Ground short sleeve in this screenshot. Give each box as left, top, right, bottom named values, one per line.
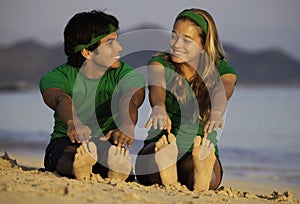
left=147, top=55, right=175, bottom=82
left=39, top=66, right=71, bottom=94
left=216, top=59, right=238, bottom=77
left=148, top=55, right=170, bottom=68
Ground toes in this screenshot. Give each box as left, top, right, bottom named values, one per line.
left=155, top=135, right=166, bottom=151
left=109, top=145, right=117, bottom=156
left=167, top=133, right=176, bottom=144
left=161, top=135, right=168, bottom=145
left=88, top=142, right=97, bottom=152
left=74, top=152, right=79, bottom=161
left=209, top=143, right=215, bottom=152
left=124, top=149, right=129, bottom=156
left=77, top=145, right=84, bottom=155
left=125, top=150, right=131, bottom=161
left=81, top=143, right=88, bottom=152
left=193, top=135, right=201, bottom=148
left=116, top=146, right=122, bottom=155
left=204, top=139, right=210, bottom=147
left=120, top=146, right=125, bottom=155
left=109, top=145, right=129, bottom=157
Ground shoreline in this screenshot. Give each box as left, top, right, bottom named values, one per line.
left=0, top=151, right=299, bottom=204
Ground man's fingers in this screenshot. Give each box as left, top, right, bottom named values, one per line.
left=112, top=131, right=120, bottom=145
left=118, top=135, right=127, bottom=147
left=69, top=134, right=76, bottom=143
left=127, top=138, right=134, bottom=148
left=100, top=130, right=113, bottom=141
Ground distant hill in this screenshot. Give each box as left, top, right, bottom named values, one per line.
left=0, top=40, right=65, bottom=89
left=224, top=45, right=300, bottom=84
left=0, top=38, right=300, bottom=90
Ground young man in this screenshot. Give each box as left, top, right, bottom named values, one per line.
left=39, top=10, right=145, bottom=181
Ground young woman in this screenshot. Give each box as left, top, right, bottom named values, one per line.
left=135, top=8, right=237, bottom=191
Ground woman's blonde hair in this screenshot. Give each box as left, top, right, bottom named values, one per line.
left=168, top=8, right=225, bottom=124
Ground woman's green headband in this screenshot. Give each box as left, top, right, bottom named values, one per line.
left=74, top=24, right=117, bottom=53
left=176, top=11, right=208, bottom=33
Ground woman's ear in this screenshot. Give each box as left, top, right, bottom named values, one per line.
left=81, top=48, right=92, bottom=59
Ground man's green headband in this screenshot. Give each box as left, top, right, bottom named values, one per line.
left=176, top=11, right=208, bottom=33
left=74, top=24, right=117, bottom=53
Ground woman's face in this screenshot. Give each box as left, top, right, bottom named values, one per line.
left=170, top=20, right=204, bottom=66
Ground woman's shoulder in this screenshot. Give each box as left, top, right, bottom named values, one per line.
left=148, top=52, right=173, bottom=69
left=216, top=59, right=238, bottom=76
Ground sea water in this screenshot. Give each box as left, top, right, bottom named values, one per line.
left=0, top=86, right=299, bottom=185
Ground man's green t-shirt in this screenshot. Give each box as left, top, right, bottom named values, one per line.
left=39, top=61, right=145, bottom=140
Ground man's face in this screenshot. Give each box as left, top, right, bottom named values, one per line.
left=91, top=32, right=123, bottom=69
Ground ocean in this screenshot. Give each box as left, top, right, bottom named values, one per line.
left=0, top=86, right=300, bottom=186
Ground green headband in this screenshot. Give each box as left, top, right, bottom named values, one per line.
left=74, top=24, right=117, bottom=53
left=176, top=11, right=208, bottom=33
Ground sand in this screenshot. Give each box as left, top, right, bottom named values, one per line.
left=0, top=151, right=299, bottom=204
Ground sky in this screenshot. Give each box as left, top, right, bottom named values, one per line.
left=1, top=0, right=300, bottom=61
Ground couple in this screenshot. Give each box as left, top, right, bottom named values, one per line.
left=39, top=8, right=237, bottom=191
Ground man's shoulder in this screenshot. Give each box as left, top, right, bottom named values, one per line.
left=42, top=63, right=79, bottom=78
left=119, top=60, right=134, bottom=71
left=52, top=63, right=78, bottom=73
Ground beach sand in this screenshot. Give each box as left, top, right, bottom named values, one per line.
left=0, top=151, right=299, bottom=204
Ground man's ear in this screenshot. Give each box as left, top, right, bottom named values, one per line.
left=81, top=48, right=92, bottom=59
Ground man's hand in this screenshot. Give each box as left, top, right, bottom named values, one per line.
left=100, top=125, right=135, bottom=148
left=67, top=119, right=92, bottom=143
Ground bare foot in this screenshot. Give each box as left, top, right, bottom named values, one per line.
left=107, top=145, right=131, bottom=181
left=155, top=133, right=178, bottom=185
left=192, top=136, right=216, bottom=191
left=73, top=142, right=97, bottom=180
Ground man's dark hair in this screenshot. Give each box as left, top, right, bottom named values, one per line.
left=64, top=10, right=119, bottom=68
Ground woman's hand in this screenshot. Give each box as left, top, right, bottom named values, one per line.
left=203, top=111, right=224, bottom=133
left=145, top=106, right=172, bottom=133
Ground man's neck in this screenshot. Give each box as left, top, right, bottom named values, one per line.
left=80, top=62, right=107, bottom=79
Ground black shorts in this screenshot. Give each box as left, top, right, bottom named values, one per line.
left=44, top=137, right=79, bottom=172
